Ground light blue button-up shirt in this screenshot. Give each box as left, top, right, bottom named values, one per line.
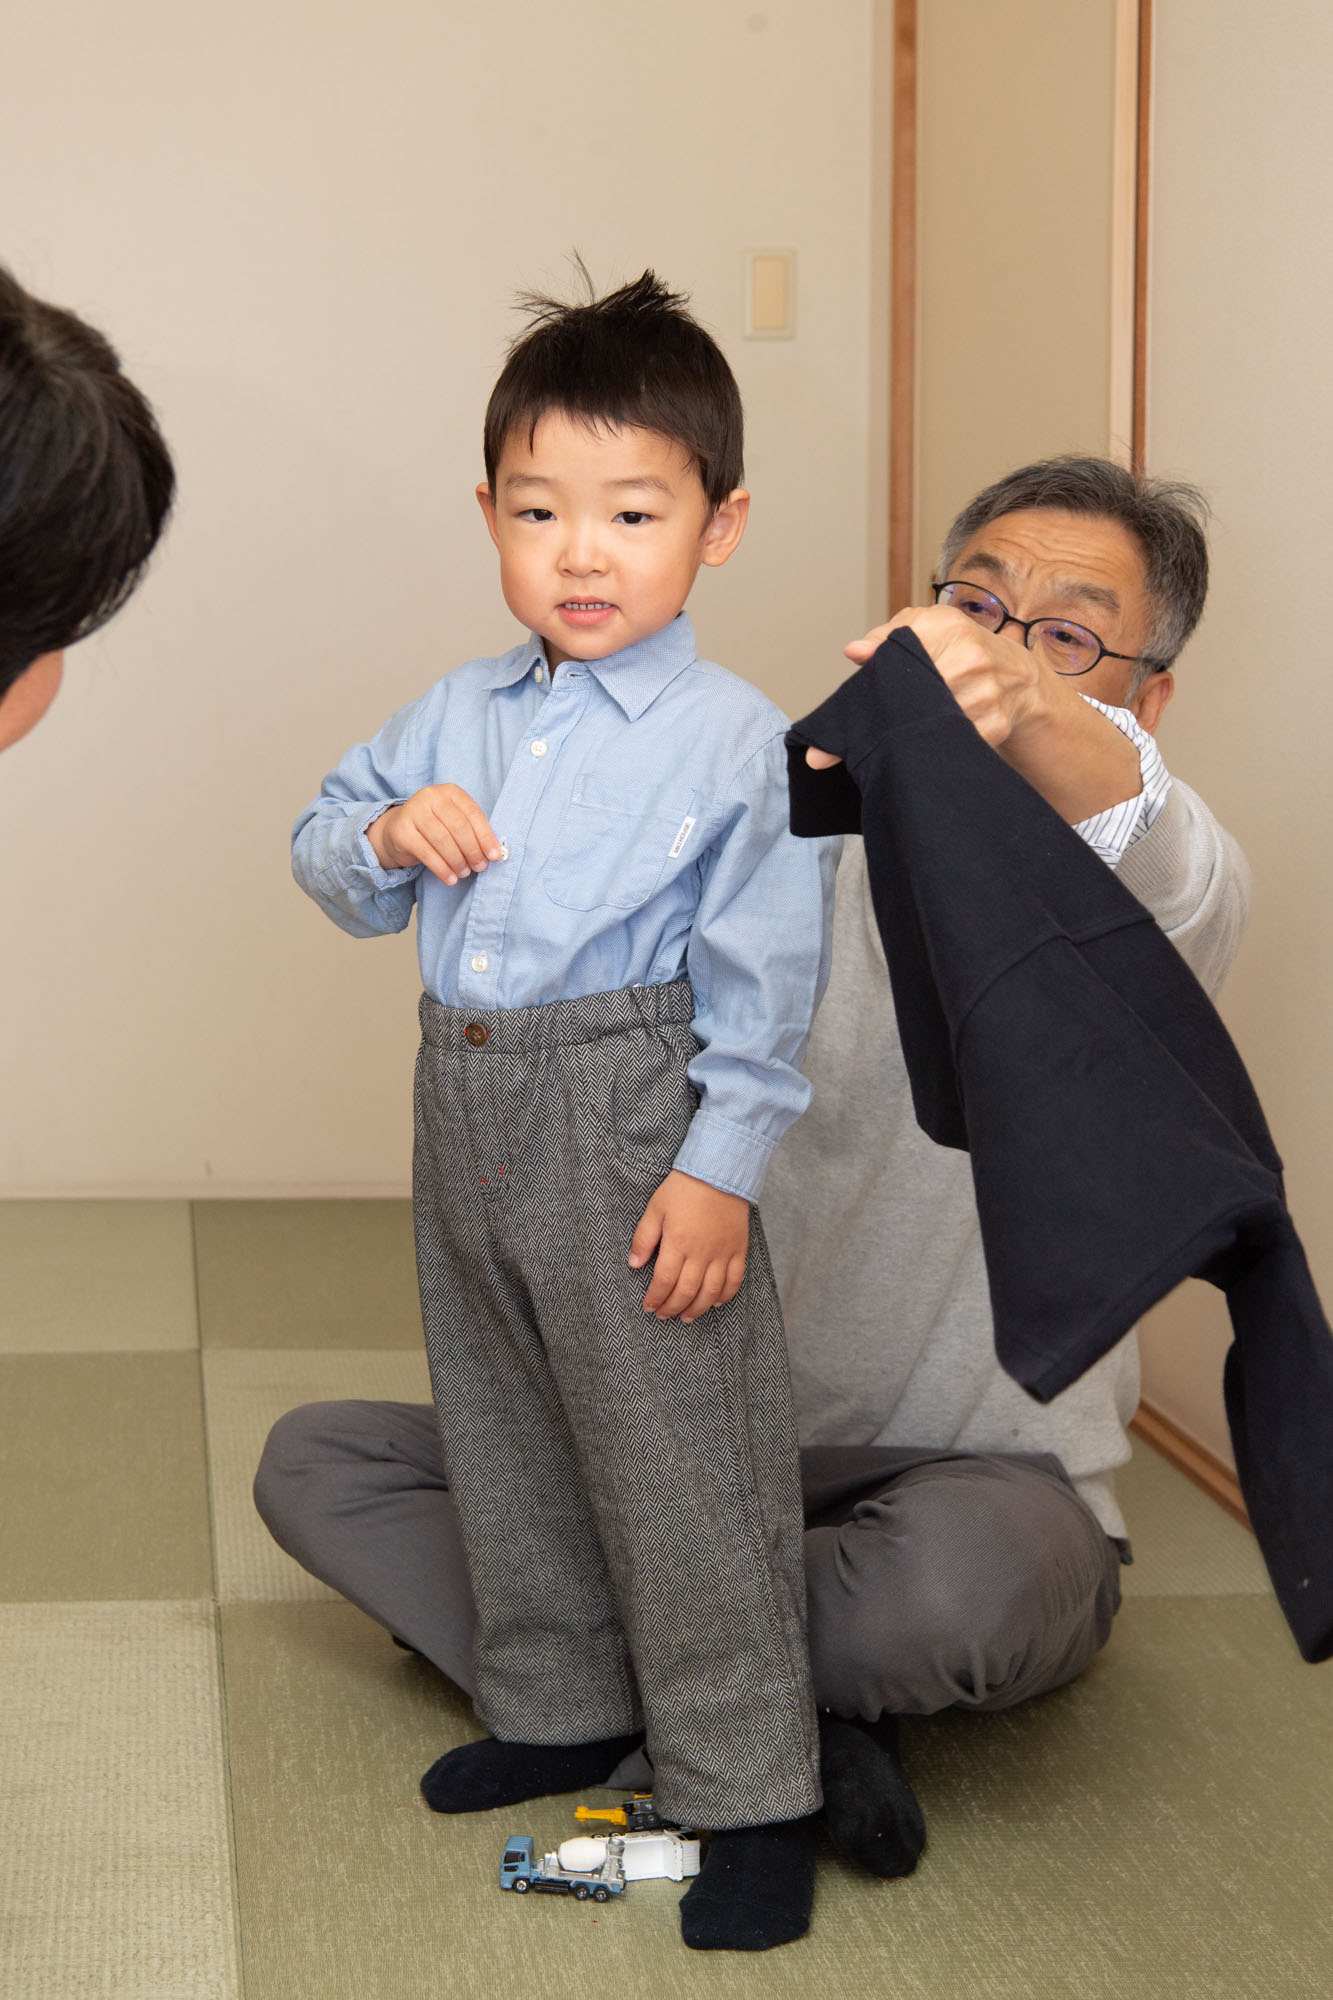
left=293, top=613, right=840, bottom=1200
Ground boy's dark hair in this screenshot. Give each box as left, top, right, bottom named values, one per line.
left=484, top=267, right=743, bottom=509
left=0, top=264, right=175, bottom=703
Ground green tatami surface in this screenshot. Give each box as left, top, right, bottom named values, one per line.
left=2, top=1196, right=1330, bottom=1998
left=0, top=1350, right=212, bottom=1602
left=219, top=1594, right=1333, bottom=2000
left=193, top=1198, right=422, bottom=1348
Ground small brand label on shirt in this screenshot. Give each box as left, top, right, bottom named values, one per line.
left=668, top=816, right=696, bottom=859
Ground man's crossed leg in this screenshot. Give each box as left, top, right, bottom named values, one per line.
left=253, top=1403, right=1121, bottom=1870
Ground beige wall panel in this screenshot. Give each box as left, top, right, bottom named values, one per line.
left=0, top=0, right=886, bottom=1194
left=1140, top=0, right=1333, bottom=1461
left=916, top=0, right=1116, bottom=593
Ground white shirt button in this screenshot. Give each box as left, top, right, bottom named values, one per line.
left=499, top=842, right=510, bottom=861
left=471, top=954, right=488, bottom=973
left=531, top=740, right=548, bottom=757
left=534, top=663, right=545, bottom=683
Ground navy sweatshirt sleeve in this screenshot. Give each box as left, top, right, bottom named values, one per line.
left=787, top=629, right=1333, bottom=1665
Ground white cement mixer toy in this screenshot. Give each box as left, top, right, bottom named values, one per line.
left=498, top=1795, right=701, bottom=1905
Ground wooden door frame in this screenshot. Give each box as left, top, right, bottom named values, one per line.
left=887, top=0, right=918, bottom=612
left=1133, top=0, right=1152, bottom=468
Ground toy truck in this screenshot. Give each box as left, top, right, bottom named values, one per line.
left=499, top=1794, right=703, bottom=1904
left=498, top=1834, right=626, bottom=1902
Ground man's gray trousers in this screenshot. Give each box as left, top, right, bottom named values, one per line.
left=406, top=980, right=819, bottom=1829
left=255, top=1405, right=1124, bottom=1741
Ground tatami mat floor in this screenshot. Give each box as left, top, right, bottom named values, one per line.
left=2, top=1199, right=1330, bottom=1999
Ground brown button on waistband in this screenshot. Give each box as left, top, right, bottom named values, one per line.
left=463, top=1022, right=490, bottom=1047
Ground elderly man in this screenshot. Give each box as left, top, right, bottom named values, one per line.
left=0, top=262, right=173, bottom=752
left=254, top=456, right=1249, bottom=1874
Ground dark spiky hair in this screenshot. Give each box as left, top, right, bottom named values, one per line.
left=483, top=266, right=743, bottom=509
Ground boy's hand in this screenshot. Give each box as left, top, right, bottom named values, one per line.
left=367, top=784, right=503, bottom=886
left=629, top=1170, right=750, bottom=1322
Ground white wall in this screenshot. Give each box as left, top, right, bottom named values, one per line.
left=1138, top=0, right=1333, bottom=1460
left=0, top=0, right=889, bottom=1195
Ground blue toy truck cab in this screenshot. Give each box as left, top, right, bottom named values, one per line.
left=500, top=1837, right=537, bottom=1892
left=498, top=1833, right=623, bottom=1902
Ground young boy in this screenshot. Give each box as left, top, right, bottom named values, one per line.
left=291, top=273, right=839, bottom=1952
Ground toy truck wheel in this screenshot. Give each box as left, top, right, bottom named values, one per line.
left=513, top=1877, right=531, bottom=1894
left=573, top=1884, right=590, bottom=1901
left=592, top=1885, right=611, bottom=1903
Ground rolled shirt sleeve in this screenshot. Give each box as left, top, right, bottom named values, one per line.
left=1072, top=694, right=1172, bottom=868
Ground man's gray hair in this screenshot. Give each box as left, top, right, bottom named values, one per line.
left=937, top=456, right=1210, bottom=690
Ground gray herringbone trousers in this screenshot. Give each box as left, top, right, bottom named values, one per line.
left=412, top=980, right=820, bottom=1828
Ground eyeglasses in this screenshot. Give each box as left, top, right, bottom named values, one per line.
left=931, top=580, right=1169, bottom=678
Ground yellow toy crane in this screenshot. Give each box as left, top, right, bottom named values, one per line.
left=574, top=1793, right=666, bottom=1833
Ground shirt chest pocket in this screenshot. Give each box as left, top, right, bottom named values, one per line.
left=542, top=774, right=699, bottom=912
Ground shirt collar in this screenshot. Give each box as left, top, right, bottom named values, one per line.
left=476, top=613, right=699, bottom=719
left=478, top=638, right=548, bottom=691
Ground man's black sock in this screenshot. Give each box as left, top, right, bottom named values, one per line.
left=419, top=1730, right=643, bottom=1814
left=818, top=1709, right=926, bottom=1878
left=678, top=1814, right=818, bottom=1952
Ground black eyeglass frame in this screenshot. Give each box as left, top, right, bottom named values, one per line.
left=931, top=580, right=1171, bottom=677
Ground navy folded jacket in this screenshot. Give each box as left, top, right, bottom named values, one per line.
left=787, top=629, right=1333, bottom=1664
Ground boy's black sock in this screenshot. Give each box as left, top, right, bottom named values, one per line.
left=419, top=1730, right=643, bottom=1813
left=678, top=1813, right=818, bottom=1952
left=817, top=1709, right=926, bottom=1878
